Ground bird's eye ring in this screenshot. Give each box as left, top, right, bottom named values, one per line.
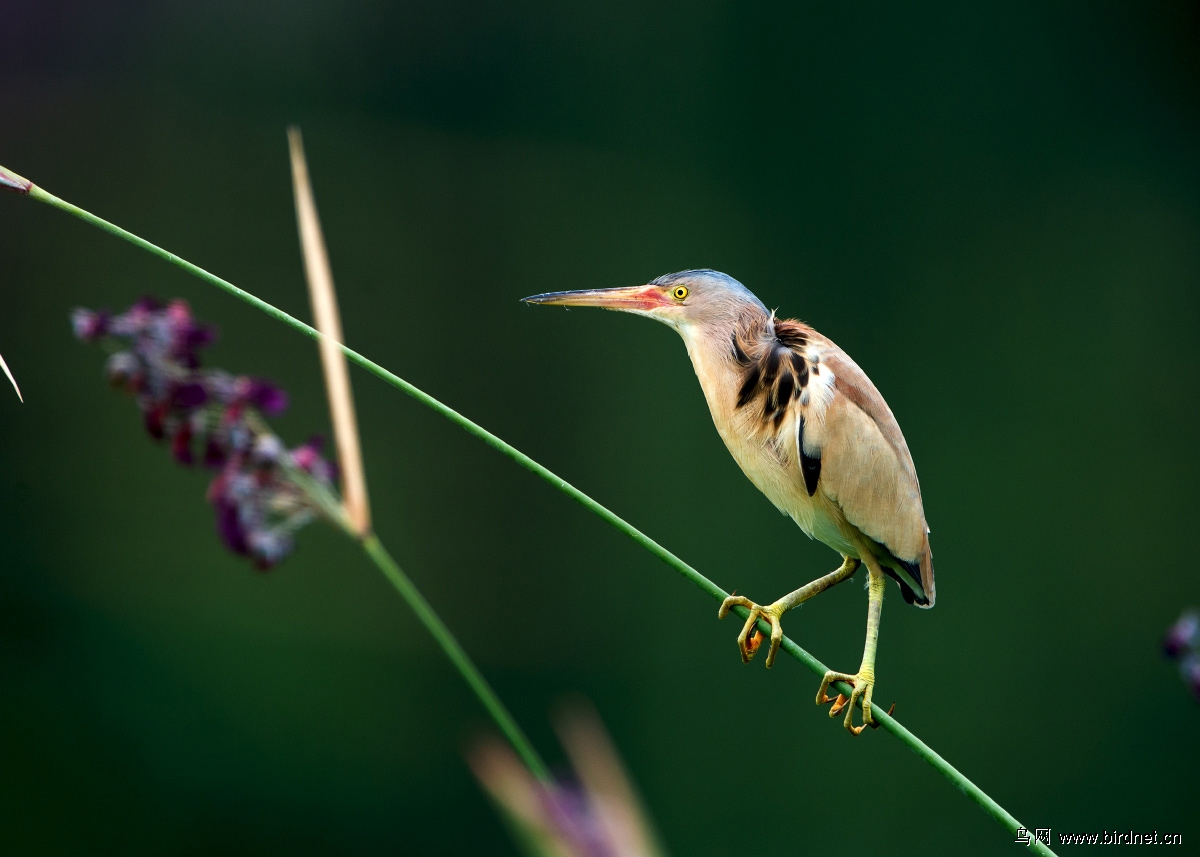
left=672, top=286, right=689, bottom=300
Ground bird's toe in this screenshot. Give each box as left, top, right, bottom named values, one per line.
left=717, top=594, right=752, bottom=620
left=720, top=595, right=786, bottom=666
left=817, top=670, right=878, bottom=735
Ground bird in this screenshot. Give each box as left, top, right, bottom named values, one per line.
left=522, top=270, right=933, bottom=735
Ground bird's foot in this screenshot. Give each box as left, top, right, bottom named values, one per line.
left=718, top=595, right=786, bottom=668
left=816, top=669, right=878, bottom=736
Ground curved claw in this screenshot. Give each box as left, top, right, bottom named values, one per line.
left=718, top=595, right=783, bottom=667
left=827, top=693, right=849, bottom=717
left=717, top=594, right=751, bottom=621
left=816, top=670, right=876, bottom=736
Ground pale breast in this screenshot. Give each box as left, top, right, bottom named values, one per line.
left=678, top=310, right=933, bottom=605
left=683, top=328, right=857, bottom=556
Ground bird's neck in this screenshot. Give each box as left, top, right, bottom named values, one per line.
left=676, top=310, right=771, bottom=433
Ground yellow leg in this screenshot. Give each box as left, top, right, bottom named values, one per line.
left=718, top=556, right=859, bottom=668
left=816, top=558, right=885, bottom=735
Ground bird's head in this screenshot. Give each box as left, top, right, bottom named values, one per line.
left=522, top=269, right=767, bottom=335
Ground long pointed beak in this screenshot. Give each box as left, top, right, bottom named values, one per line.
left=521, top=285, right=668, bottom=311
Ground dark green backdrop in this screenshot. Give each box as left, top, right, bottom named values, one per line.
left=2, top=2, right=1198, bottom=854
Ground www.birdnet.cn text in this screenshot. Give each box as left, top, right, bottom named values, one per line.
left=1017, top=828, right=1183, bottom=846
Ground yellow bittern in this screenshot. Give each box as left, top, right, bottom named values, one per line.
left=524, top=270, right=934, bottom=735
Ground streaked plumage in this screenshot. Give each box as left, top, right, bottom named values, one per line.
left=692, top=304, right=934, bottom=608
left=524, top=269, right=935, bottom=734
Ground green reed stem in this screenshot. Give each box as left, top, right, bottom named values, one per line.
left=359, top=534, right=552, bottom=782
left=260, top=424, right=549, bottom=777
left=244, top=412, right=553, bottom=781
left=14, top=177, right=1054, bottom=856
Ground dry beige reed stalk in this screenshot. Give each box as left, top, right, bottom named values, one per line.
left=0, top=352, right=22, bottom=402
left=287, top=127, right=371, bottom=537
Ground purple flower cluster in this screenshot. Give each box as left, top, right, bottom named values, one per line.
left=1163, top=609, right=1200, bottom=702
left=73, top=297, right=338, bottom=569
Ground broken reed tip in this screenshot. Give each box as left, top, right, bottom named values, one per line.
left=0, top=164, right=32, bottom=195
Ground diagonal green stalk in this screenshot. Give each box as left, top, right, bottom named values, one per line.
left=357, top=533, right=554, bottom=782
left=10, top=175, right=1055, bottom=856
left=245, top=412, right=551, bottom=781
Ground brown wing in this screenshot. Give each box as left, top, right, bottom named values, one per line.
left=800, top=337, right=935, bottom=607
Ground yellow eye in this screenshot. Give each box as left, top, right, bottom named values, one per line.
left=672, top=286, right=689, bottom=300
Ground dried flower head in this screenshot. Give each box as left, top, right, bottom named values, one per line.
left=1163, top=609, right=1200, bottom=702
left=1179, top=655, right=1200, bottom=703
left=469, top=703, right=666, bottom=857
left=73, top=298, right=339, bottom=569
left=1163, top=609, right=1199, bottom=659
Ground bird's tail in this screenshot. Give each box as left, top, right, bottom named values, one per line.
left=917, top=546, right=935, bottom=608
left=882, top=544, right=935, bottom=608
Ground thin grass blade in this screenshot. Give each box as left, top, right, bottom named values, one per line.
left=0, top=351, right=23, bottom=401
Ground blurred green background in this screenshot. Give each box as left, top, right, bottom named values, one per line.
left=2, top=1, right=1199, bottom=853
